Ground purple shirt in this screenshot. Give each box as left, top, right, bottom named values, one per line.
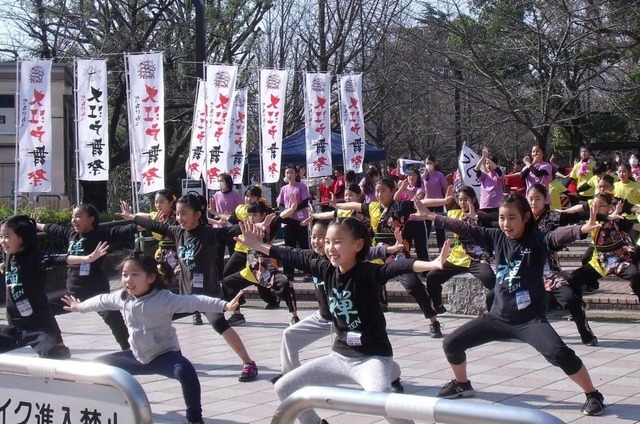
left=213, top=190, right=243, bottom=215
left=478, top=171, right=504, bottom=209
left=277, top=182, right=311, bottom=223
left=524, top=161, right=553, bottom=204
left=423, top=171, right=448, bottom=199
left=359, top=177, right=377, bottom=203
left=399, top=185, right=426, bottom=221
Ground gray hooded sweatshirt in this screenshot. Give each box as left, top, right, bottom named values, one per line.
left=77, top=289, right=226, bottom=364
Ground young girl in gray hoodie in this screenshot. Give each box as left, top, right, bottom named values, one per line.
left=62, top=251, right=242, bottom=424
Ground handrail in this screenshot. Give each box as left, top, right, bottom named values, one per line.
left=0, top=355, right=153, bottom=424
left=271, top=386, right=564, bottom=424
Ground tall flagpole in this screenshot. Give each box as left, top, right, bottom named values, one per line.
left=123, top=53, right=140, bottom=215
left=12, top=59, right=21, bottom=214
left=257, top=72, right=264, bottom=185
left=73, top=58, right=81, bottom=205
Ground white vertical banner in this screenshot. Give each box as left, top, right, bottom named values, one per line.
left=76, top=59, right=109, bottom=181
left=126, top=53, right=165, bottom=194
left=17, top=59, right=53, bottom=192
left=227, top=88, right=248, bottom=185
left=185, top=79, right=206, bottom=181
left=339, top=74, right=365, bottom=173
left=204, top=64, right=237, bottom=190
left=458, top=142, right=482, bottom=200
left=304, top=73, right=332, bottom=178
left=259, top=69, right=288, bottom=183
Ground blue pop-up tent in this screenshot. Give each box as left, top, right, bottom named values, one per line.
left=247, top=129, right=386, bottom=168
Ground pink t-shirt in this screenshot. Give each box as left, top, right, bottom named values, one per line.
left=213, top=190, right=243, bottom=215
left=423, top=171, right=448, bottom=199
left=399, top=184, right=426, bottom=221
left=277, top=182, right=311, bottom=223
left=359, top=177, right=377, bottom=203
left=478, top=171, right=504, bottom=209
left=524, top=161, right=553, bottom=204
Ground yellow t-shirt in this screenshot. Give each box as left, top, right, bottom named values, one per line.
left=569, top=161, right=594, bottom=196
left=233, top=204, right=250, bottom=253
left=613, top=181, right=640, bottom=220
left=548, top=179, right=567, bottom=211
left=445, top=209, right=473, bottom=268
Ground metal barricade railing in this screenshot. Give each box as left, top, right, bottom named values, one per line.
left=0, top=355, right=153, bottom=424
left=272, top=386, right=564, bottom=424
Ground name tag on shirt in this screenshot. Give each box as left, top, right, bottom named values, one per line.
left=543, top=262, right=551, bottom=277
left=296, top=210, right=305, bottom=220
left=16, top=299, right=33, bottom=316
left=346, top=331, right=362, bottom=347
left=192, top=273, right=204, bottom=289
left=516, top=290, right=531, bottom=310
left=606, top=256, right=619, bottom=268
left=79, top=262, right=91, bottom=276
left=473, top=245, right=484, bottom=256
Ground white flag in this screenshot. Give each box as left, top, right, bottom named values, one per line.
left=126, top=53, right=165, bottom=194
left=204, top=64, right=237, bottom=190
left=304, top=73, right=332, bottom=178
left=76, top=59, right=109, bottom=181
left=227, top=89, right=248, bottom=185
left=259, top=69, right=288, bottom=183
left=458, top=143, right=482, bottom=200
left=339, top=74, right=366, bottom=173
left=18, top=59, right=53, bottom=192
left=185, top=79, right=206, bottom=181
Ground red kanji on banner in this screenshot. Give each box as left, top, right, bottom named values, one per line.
left=207, top=167, right=220, bottom=183
left=30, top=126, right=46, bottom=143
left=188, top=162, right=200, bottom=175
left=229, top=167, right=241, bottom=178
left=30, top=89, right=45, bottom=107
left=216, top=94, right=230, bottom=109
left=268, top=162, right=278, bottom=176
left=142, top=85, right=159, bottom=103
left=146, top=123, right=161, bottom=141
left=350, top=155, right=363, bottom=168
left=312, top=156, right=329, bottom=172
left=267, top=94, right=280, bottom=109
left=141, top=167, right=160, bottom=185
left=27, top=169, right=49, bottom=187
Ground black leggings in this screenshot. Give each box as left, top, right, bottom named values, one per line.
left=569, top=262, right=640, bottom=300
left=222, top=272, right=297, bottom=313
left=426, top=261, right=496, bottom=312
left=548, top=281, right=595, bottom=343
left=391, top=273, right=436, bottom=318
left=282, top=224, right=309, bottom=276
left=403, top=220, right=430, bottom=261
left=443, top=313, right=583, bottom=375
left=425, top=206, right=446, bottom=252
left=215, top=239, right=237, bottom=280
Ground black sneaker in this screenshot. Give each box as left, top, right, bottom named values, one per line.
left=302, top=274, right=313, bottom=282
left=435, top=305, right=447, bottom=315
left=265, top=301, right=281, bottom=309
left=192, top=313, right=203, bottom=326
left=227, top=314, right=246, bottom=326
left=429, top=321, right=443, bottom=338
left=437, top=379, right=475, bottom=399
left=290, top=316, right=301, bottom=326
left=285, top=274, right=294, bottom=281
left=187, top=420, right=204, bottom=424
left=49, top=345, right=71, bottom=360
left=270, top=374, right=282, bottom=384
left=391, top=378, right=404, bottom=393
left=582, top=335, right=599, bottom=346
left=581, top=391, right=605, bottom=416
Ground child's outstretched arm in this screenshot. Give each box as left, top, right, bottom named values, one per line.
left=65, top=241, right=109, bottom=265
left=412, top=240, right=451, bottom=272
left=330, top=193, right=362, bottom=212
left=235, top=221, right=272, bottom=255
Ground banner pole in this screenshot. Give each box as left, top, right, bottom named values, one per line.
left=123, top=53, right=139, bottom=215
left=257, top=73, right=264, bottom=186
left=13, top=59, right=20, bottom=214
left=73, top=58, right=81, bottom=206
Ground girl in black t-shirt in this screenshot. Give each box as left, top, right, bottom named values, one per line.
left=1, top=215, right=108, bottom=359
left=414, top=195, right=606, bottom=416
left=238, top=217, right=451, bottom=424
left=118, top=194, right=259, bottom=382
